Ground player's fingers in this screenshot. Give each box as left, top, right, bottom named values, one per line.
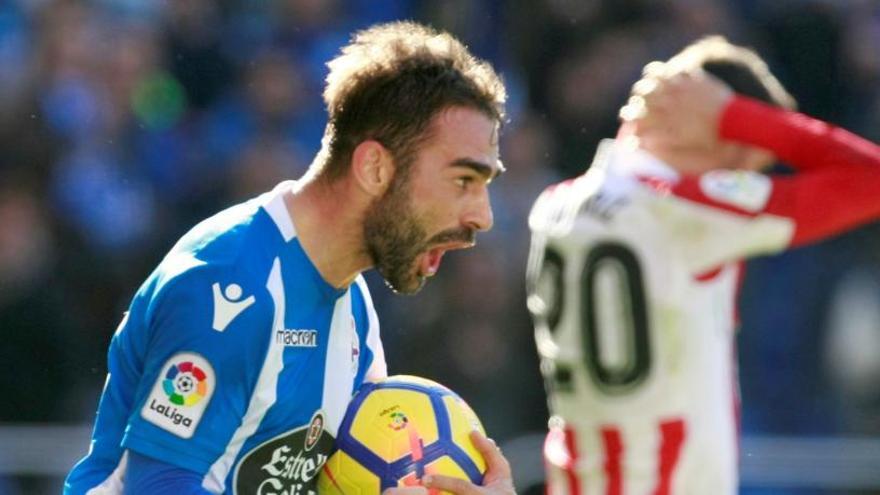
left=631, top=77, right=659, bottom=98
left=641, top=93, right=676, bottom=118
left=619, top=95, right=646, bottom=122
left=640, top=79, right=679, bottom=107
left=684, top=67, right=711, bottom=83
left=622, top=87, right=674, bottom=122
left=642, top=60, right=671, bottom=79
left=641, top=60, right=667, bottom=79
left=640, top=104, right=677, bottom=135
left=383, top=488, right=429, bottom=495
left=631, top=102, right=673, bottom=133
left=470, top=430, right=512, bottom=477
left=646, top=73, right=690, bottom=101
left=423, top=474, right=477, bottom=495
left=633, top=114, right=680, bottom=151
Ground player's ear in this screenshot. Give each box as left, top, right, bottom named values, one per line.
left=351, top=140, right=395, bottom=197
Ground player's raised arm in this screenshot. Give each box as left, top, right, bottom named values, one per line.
left=719, top=97, right=880, bottom=248
left=630, top=69, right=880, bottom=263
left=629, top=69, right=880, bottom=171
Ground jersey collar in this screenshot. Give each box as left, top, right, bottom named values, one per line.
left=595, top=138, right=680, bottom=182
left=263, top=180, right=298, bottom=241
left=263, top=181, right=347, bottom=299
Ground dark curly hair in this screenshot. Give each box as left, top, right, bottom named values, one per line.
left=667, top=35, right=796, bottom=110
left=313, top=21, right=507, bottom=182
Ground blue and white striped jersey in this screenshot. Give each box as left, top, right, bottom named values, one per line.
left=65, top=181, right=387, bottom=494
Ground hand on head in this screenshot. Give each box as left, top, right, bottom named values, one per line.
left=382, top=430, right=516, bottom=495
left=620, top=63, right=734, bottom=152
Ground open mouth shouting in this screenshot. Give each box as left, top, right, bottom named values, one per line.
left=416, top=234, right=475, bottom=279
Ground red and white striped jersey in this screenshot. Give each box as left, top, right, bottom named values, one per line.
left=526, top=97, right=880, bottom=495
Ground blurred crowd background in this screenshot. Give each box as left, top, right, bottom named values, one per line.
left=2, top=0, right=880, bottom=493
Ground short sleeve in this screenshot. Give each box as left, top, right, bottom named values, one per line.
left=122, top=263, right=274, bottom=475
left=652, top=171, right=796, bottom=273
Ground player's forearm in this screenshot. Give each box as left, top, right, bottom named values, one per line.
left=720, top=96, right=880, bottom=171
left=716, top=96, right=880, bottom=247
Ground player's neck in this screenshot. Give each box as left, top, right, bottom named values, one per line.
left=286, top=177, right=373, bottom=289
left=639, top=141, right=719, bottom=175
left=641, top=140, right=771, bottom=175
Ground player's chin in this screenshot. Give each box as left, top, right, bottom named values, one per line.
left=384, top=267, right=427, bottom=295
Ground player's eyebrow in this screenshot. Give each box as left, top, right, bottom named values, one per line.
left=451, top=158, right=505, bottom=182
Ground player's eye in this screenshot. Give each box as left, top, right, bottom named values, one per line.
left=455, top=176, right=475, bottom=189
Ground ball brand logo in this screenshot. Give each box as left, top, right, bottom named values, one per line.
left=163, top=360, right=209, bottom=406
left=388, top=411, right=409, bottom=431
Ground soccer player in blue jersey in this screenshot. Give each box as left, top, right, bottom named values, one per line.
left=65, top=21, right=514, bottom=495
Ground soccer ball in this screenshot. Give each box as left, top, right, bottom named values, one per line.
left=318, top=375, right=487, bottom=493
left=175, top=375, right=195, bottom=393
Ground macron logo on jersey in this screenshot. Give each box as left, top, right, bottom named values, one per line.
left=212, top=283, right=256, bottom=332
left=275, top=328, right=318, bottom=347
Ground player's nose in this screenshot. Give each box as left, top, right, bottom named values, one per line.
left=462, top=189, right=493, bottom=232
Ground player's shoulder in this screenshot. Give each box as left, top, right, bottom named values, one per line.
left=529, top=178, right=576, bottom=226
left=638, top=168, right=774, bottom=223
left=139, top=200, right=284, bottom=320
left=529, top=170, right=616, bottom=232
left=140, top=253, right=272, bottom=332
left=171, top=193, right=277, bottom=267
left=530, top=140, right=637, bottom=226
left=151, top=186, right=293, bottom=291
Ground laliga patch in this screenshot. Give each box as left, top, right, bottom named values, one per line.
left=699, top=170, right=771, bottom=213
left=141, top=352, right=215, bottom=438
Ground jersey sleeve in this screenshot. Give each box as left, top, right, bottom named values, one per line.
left=720, top=96, right=880, bottom=247
left=658, top=97, right=880, bottom=273
left=121, top=262, right=274, bottom=477
left=721, top=96, right=880, bottom=172
left=124, top=450, right=212, bottom=495
left=648, top=174, right=794, bottom=274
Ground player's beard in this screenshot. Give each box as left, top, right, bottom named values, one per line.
left=363, top=170, right=430, bottom=295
